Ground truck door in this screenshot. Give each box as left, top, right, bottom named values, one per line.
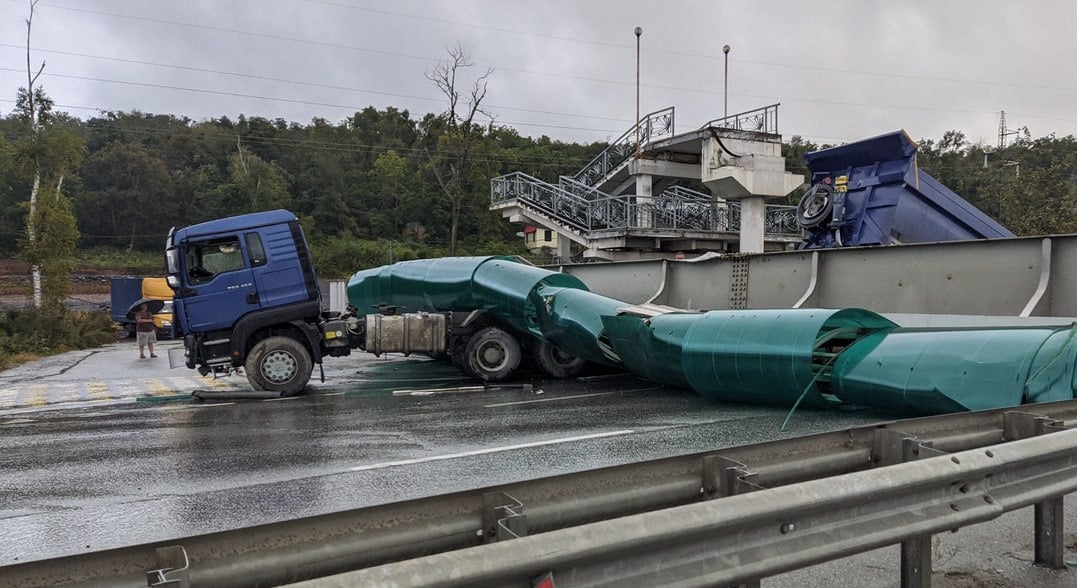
left=180, top=235, right=261, bottom=332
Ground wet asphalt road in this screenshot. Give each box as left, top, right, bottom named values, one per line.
left=2, top=346, right=1075, bottom=587
left=0, top=347, right=896, bottom=565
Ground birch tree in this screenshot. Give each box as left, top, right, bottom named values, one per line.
left=14, top=0, right=82, bottom=309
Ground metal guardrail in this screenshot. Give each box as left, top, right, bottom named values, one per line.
left=313, top=410, right=1077, bottom=588
left=5, top=401, right=1076, bottom=587
left=700, top=103, right=781, bottom=139
left=571, top=107, right=675, bottom=187
left=491, top=173, right=800, bottom=237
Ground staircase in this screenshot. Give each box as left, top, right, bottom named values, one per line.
left=490, top=106, right=801, bottom=258
left=571, top=107, right=675, bottom=189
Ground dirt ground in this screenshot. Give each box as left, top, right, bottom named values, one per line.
left=0, top=259, right=120, bottom=312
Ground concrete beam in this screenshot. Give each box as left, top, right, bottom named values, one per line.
left=630, top=159, right=701, bottom=181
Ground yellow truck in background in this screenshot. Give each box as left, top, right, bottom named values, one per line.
left=109, top=277, right=174, bottom=338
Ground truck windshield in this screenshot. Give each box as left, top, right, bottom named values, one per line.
left=186, top=237, right=245, bottom=284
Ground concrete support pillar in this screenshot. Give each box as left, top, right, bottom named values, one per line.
left=555, top=232, right=572, bottom=262
left=635, top=174, right=653, bottom=228
left=739, top=197, right=766, bottom=253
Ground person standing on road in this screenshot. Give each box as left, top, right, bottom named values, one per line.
left=135, top=303, right=158, bottom=359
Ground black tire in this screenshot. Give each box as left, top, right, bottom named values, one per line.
left=463, top=327, right=521, bottom=382
left=796, top=183, right=834, bottom=229
left=533, top=341, right=586, bottom=378
left=449, top=336, right=471, bottom=371
left=244, top=336, right=312, bottom=396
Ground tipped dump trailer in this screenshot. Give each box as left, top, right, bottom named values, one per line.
left=795, top=131, right=1013, bottom=248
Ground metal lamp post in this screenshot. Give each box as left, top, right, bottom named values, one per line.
left=635, top=26, right=642, bottom=159
left=722, top=44, right=731, bottom=118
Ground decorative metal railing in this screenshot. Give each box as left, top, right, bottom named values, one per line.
left=763, top=204, right=799, bottom=235
left=491, top=173, right=801, bottom=239
left=571, top=107, right=675, bottom=187
left=700, top=103, right=780, bottom=139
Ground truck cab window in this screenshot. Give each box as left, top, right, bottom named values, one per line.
left=186, top=237, right=245, bottom=284
left=245, top=232, right=267, bottom=267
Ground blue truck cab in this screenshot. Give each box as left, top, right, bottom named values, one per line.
left=166, top=210, right=356, bottom=394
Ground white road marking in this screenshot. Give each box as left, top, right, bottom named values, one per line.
left=484, top=392, right=616, bottom=408
left=262, top=396, right=301, bottom=402
left=347, top=430, right=635, bottom=472
left=160, top=402, right=236, bottom=410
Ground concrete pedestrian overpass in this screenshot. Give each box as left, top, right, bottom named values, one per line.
left=490, top=104, right=805, bottom=261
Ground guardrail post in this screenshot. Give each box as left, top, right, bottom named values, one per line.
left=873, top=429, right=949, bottom=588
left=1002, top=411, right=1069, bottom=569
left=901, top=538, right=932, bottom=588
left=1034, top=497, right=1065, bottom=568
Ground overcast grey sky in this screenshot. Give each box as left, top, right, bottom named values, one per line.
left=2, top=0, right=1075, bottom=147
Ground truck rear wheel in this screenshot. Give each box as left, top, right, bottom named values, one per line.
left=464, top=327, right=521, bottom=382
left=534, top=341, right=586, bottom=378
left=244, top=336, right=312, bottom=396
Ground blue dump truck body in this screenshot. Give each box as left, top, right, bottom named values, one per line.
left=797, top=131, right=1013, bottom=249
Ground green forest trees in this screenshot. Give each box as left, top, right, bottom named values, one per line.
left=0, top=101, right=1074, bottom=278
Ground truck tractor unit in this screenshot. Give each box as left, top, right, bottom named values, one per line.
left=165, top=210, right=577, bottom=396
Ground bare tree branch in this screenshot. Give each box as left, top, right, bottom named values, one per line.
left=425, top=44, right=494, bottom=255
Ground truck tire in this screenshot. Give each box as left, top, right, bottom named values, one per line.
left=449, top=336, right=470, bottom=370
left=533, top=341, right=586, bottom=378
left=464, top=327, right=521, bottom=382
left=796, top=183, right=834, bottom=229
left=244, top=336, right=312, bottom=396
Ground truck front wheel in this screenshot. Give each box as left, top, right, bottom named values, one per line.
left=245, top=336, right=312, bottom=396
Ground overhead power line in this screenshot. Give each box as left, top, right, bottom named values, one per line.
left=0, top=66, right=627, bottom=135
left=16, top=0, right=1075, bottom=96
left=0, top=43, right=632, bottom=124
left=3, top=64, right=1073, bottom=131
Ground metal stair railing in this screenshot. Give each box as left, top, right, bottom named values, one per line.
left=659, top=185, right=714, bottom=203
left=491, top=172, right=595, bottom=233
left=557, top=175, right=608, bottom=202
left=724, top=202, right=801, bottom=237
left=493, top=173, right=800, bottom=237
left=572, top=107, right=675, bottom=187
left=700, top=103, right=781, bottom=139
left=653, top=185, right=732, bottom=232
left=765, top=204, right=800, bottom=237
